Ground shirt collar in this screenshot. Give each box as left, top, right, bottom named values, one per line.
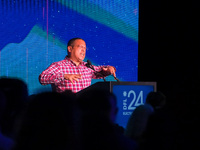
left=65, top=56, right=85, bottom=66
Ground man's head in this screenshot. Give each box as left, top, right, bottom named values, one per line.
left=67, top=38, right=86, bottom=65
left=146, top=91, right=166, bottom=109
left=76, top=89, right=118, bottom=123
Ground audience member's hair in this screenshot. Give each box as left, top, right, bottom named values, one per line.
left=146, top=91, right=166, bottom=109
left=13, top=91, right=76, bottom=150
left=76, top=89, right=118, bottom=122
left=0, top=77, right=28, bottom=138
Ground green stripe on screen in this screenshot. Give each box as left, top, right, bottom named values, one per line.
left=57, top=0, right=138, bottom=41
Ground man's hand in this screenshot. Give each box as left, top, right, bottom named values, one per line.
left=102, top=66, right=116, bottom=77
left=64, top=74, right=82, bottom=84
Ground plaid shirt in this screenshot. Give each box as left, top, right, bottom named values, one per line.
left=39, top=56, right=107, bottom=93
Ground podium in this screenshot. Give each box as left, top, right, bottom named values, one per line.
left=77, top=81, right=157, bottom=128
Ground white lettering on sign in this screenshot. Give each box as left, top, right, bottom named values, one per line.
left=123, top=90, right=144, bottom=111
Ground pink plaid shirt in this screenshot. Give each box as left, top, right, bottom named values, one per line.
left=39, top=56, right=107, bottom=93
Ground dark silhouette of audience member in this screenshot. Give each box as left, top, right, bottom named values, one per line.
left=0, top=77, right=28, bottom=150
left=142, top=80, right=200, bottom=150
left=76, top=89, right=138, bottom=150
left=138, top=80, right=200, bottom=150
left=13, top=91, right=77, bottom=150
left=124, top=91, right=166, bottom=144
left=0, top=90, right=15, bottom=150
left=137, top=107, right=178, bottom=150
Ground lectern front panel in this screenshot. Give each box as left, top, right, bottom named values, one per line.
left=112, top=82, right=156, bottom=128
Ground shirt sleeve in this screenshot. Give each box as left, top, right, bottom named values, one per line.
left=39, top=62, right=64, bottom=85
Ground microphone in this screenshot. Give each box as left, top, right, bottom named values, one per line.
left=85, top=60, right=106, bottom=82
left=86, top=60, right=95, bottom=70
left=86, top=59, right=92, bottom=66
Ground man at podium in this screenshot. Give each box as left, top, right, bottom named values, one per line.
left=39, top=37, right=116, bottom=93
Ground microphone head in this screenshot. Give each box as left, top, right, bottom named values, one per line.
left=87, top=60, right=92, bottom=66
left=86, top=60, right=95, bottom=71
left=85, top=60, right=91, bottom=68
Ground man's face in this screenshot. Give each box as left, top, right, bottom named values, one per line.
left=68, top=39, right=86, bottom=64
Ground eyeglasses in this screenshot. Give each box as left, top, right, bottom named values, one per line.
left=73, top=45, right=89, bottom=51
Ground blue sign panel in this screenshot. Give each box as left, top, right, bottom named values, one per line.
left=112, top=85, right=155, bottom=128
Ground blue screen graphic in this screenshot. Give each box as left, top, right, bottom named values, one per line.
left=113, top=84, right=155, bottom=128
left=0, top=0, right=138, bottom=95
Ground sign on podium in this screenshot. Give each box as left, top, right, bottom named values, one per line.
left=77, top=81, right=157, bottom=128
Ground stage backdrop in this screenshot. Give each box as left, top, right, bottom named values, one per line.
left=0, top=0, right=138, bottom=95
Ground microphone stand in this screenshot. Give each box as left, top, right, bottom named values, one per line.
left=86, top=64, right=106, bottom=82
left=113, top=75, right=120, bottom=82
left=86, top=60, right=120, bottom=82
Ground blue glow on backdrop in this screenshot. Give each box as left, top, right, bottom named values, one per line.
left=0, top=0, right=138, bottom=95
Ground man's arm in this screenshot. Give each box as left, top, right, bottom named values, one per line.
left=92, top=65, right=116, bottom=79
left=39, top=63, right=64, bottom=85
